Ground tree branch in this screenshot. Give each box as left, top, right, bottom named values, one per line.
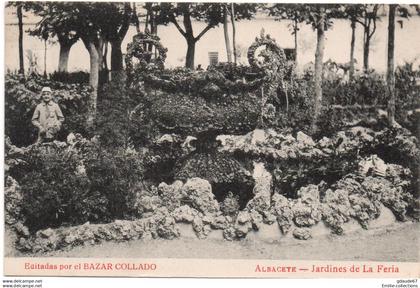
left=369, top=13, right=378, bottom=38
left=195, top=23, right=214, bottom=41
left=170, top=15, right=187, bottom=38
left=369, top=19, right=377, bottom=38
left=355, top=18, right=365, bottom=26
left=117, top=19, right=130, bottom=41
left=117, top=3, right=131, bottom=40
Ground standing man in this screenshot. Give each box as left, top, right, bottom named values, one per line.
left=32, top=86, right=65, bottom=143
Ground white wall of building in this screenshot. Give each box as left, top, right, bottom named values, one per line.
left=4, top=11, right=420, bottom=74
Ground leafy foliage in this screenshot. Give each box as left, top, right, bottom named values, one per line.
left=140, top=90, right=260, bottom=136
left=96, top=76, right=137, bottom=148
left=18, top=145, right=98, bottom=232
left=274, top=76, right=315, bottom=134
left=141, top=68, right=264, bottom=98
left=322, top=71, right=387, bottom=106
left=49, top=71, right=90, bottom=85
left=84, top=147, right=145, bottom=221
left=5, top=73, right=91, bottom=146
left=7, top=137, right=145, bottom=232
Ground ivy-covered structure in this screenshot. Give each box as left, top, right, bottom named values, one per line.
left=126, top=32, right=289, bottom=207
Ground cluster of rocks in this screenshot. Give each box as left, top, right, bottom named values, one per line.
left=219, top=126, right=420, bottom=164
left=221, top=159, right=416, bottom=240
left=4, top=176, right=24, bottom=226
left=8, top=157, right=416, bottom=254
left=15, top=177, right=226, bottom=253
left=6, top=127, right=419, bottom=254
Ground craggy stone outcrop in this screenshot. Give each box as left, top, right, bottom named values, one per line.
left=175, top=152, right=255, bottom=208
left=5, top=176, right=24, bottom=226
left=321, top=188, right=352, bottom=234
left=246, top=162, right=272, bottom=213
left=293, top=228, right=312, bottom=240
left=271, top=194, right=294, bottom=234
left=10, top=125, right=419, bottom=252
left=182, top=178, right=220, bottom=215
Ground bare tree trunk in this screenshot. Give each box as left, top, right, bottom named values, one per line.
left=230, top=3, right=237, bottom=64
left=293, top=18, right=298, bottom=63
left=313, top=11, right=326, bottom=132
left=148, top=11, right=158, bottom=51
left=58, top=43, right=71, bottom=72
left=151, top=19, right=158, bottom=35
left=86, top=42, right=100, bottom=123
left=103, top=41, right=109, bottom=71
left=349, top=19, right=356, bottom=80
left=387, top=4, right=396, bottom=126
left=171, top=4, right=214, bottom=69
left=185, top=38, right=196, bottom=69
left=43, top=40, right=47, bottom=78
left=110, top=40, right=124, bottom=71
left=223, top=5, right=232, bottom=63
left=145, top=12, right=149, bottom=33
left=133, top=3, right=140, bottom=33
left=182, top=8, right=197, bottom=69
left=17, top=4, right=24, bottom=74
left=363, top=29, right=370, bottom=73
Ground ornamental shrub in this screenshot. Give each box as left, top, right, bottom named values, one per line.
left=394, top=63, right=420, bottom=132
left=139, top=90, right=260, bottom=137
left=322, top=63, right=419, bottom=110
left=84, top=147, right=145, bottom=221
left=15, top=143, right=105, bottom=232
left=96, top=75, right=139, bottom=148
left=322, top=72, right=387, bottom=106
left=7, top=137, right=146, bottom=232
left=274, top=77, right=314, bottom=135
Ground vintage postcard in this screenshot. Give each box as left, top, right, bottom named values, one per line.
left=3, top=2, right=419, bottom=279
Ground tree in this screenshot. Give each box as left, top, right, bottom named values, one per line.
left=30, top=3, right=80, bottom=72
left=156, top=3, right=256, bottom=69
left=230, top=3, right=237, bottom=64
left=287, top=4, right=343, bottom=131
left=100, top=2, right=133, bottom=73
left=387, top=4, right=396, bottom=126
left=353, top=4, right=381, bottom=72
left=144, top=3, right=160, bottom=35
left=17, top=4, right=24, bottom=74
left=313, top=6, right=326, bottom=130
left=7, top=2, right=43, bottom=75
left=157, top=3, right=222, bottom=69
left=223, top=4, right=232, bottom=63
left=35, top=3, right=105, bottom=122
left=344, top=4, right=365, bottom=80
left=230, top=3, right=257, bottom=64
left=268, top=4, right=307, bottom=63
left=36, top=3, right=135, bottom=122
left=387, top=4, right=411, bottom=126
left=132, top=3, right=141, bottom=33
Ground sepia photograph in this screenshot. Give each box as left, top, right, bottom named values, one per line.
left=2, top=1, right=420, bottom=278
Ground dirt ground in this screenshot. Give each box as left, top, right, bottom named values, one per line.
left=8, top=222, right=418, bottom=262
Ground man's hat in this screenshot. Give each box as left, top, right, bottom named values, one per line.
left=41, top=87, right=52, bottom=93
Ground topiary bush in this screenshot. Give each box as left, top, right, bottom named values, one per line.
left=142, top=91, right=260, bottom=137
